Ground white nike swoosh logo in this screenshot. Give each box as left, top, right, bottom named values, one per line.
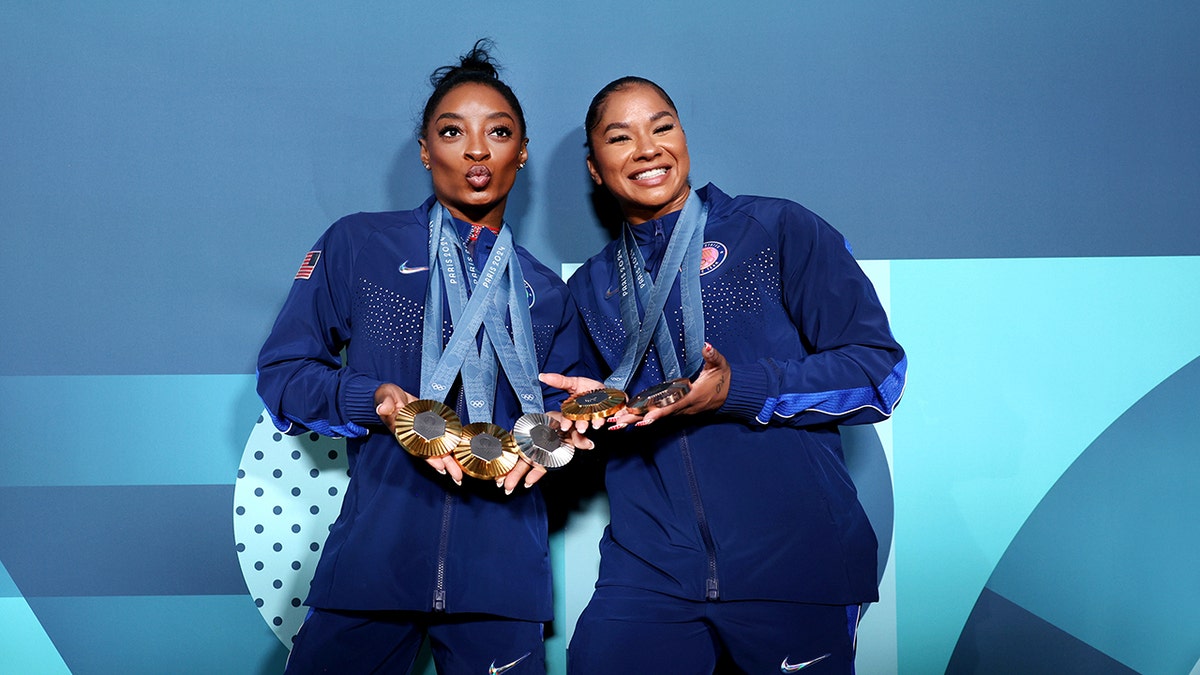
left=488, top=652, right=530, bottom=674
left=781, top=653, right=830, bottom=672
left=399, top=261, right=430, bottom=274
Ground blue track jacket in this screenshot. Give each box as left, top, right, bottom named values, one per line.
left=257, top=197, right=592, bottom=621
left=569, top=184, right=907, bottom=604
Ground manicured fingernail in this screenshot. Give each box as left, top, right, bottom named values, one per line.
left=523, top=482, right=532, bottom=489
left=635, top=419, right=653, bottom=427
left=505, top=488, right=513, bottom=496
left=608, top=423, right=626, bottom=431
left=436, top=468, right=446, bottom=475
left=453, top=479, right=461, bottom=486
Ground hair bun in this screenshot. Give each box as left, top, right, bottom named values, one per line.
left=430, top=38, right=501, bottom=88
left=419, top=38, right=526, bottom=140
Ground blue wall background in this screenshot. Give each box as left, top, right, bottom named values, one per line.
left=2, top=2, right=1198, bottom=673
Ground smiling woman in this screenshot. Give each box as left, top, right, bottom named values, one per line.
left=253, top=40, right=596, bottom=674
left=541, top=76, right=908, bottom=675
left=583, top=77, right=690, bottom=225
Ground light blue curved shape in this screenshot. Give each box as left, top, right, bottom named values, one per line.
left=891, top=256, right=1200, bottom=674
left=984, top=356, right=1200, bottom=674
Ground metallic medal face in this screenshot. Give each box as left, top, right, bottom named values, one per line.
left=560, top=388, right=628, bottom=421
left=512, top=412, right=574, bottom=469
left=575, top=390, right=612, bottom=406
left=412, top=410, right=447, bottom=441
left=470, top=433, right=503, bottom=461
left=394, top=400, right=462, bottom=458
left=453, top=422, right=519, bottom=480
left=628, top=378, right=691, bottom=415
left=529, top=424, right=561, bottom=451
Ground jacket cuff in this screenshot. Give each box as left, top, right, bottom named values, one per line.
left=718, top=361, right=771, bottom=424
left=342, top=372, right=386, bottom=429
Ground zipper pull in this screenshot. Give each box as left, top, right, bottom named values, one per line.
left=706, top=578, right=719, bottom=601
left=433, top=589, right=446, bottom=612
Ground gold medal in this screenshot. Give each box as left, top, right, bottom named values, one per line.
left=512, top=413, right=574, bottom=469
left=560, top=388, right=628, bottom=422
left=453, top=423, right=520, bottom=480
left=627, top=378, right=692, bottom=415
left=394, top=400, right=462, bottom=458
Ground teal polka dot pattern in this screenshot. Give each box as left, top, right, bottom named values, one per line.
left=233, top=411, right=349, bottom=647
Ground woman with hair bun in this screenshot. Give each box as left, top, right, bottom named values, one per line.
left=257, top=40, right=594, bottom=674
left=542, top=76, right=907, bottom=674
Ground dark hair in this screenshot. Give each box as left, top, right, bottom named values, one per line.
left=420, top=39, right=526, bottom=140
left=583, top=76, right=679, bottom=155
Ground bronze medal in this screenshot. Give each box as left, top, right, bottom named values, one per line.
left=512, top=413, right=574, bottom=469
left=627, top=378, right=692, bottom=415
left=560, top=388, right=628, bottom=422
left=394, top=400, right=462, bottom=458
left=453, top=423, right=520, bottom=480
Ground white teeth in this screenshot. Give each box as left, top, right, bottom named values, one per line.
left=633, top=167, right=667, bottom=180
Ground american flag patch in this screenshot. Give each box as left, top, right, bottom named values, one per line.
left=295, top=251, right=321, bottom=279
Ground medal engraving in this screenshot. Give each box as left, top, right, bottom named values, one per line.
left=469, top=432, right=503, bottom=462
left=575, top=390, right=612, bottom=406
left=529, top=424, right=561, bottom=452
left=413, top=410, right=447, bottom=441
left=560, top=388, right=628, bottom=421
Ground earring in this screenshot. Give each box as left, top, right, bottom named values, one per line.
left=518, top=162, right=526, bottom=170
left=423, top=163, right=430, bottom=171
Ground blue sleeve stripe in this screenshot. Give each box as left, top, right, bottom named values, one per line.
left=279, top=410, right=367, bottom=439
left=755, top=356, right=907, bottom=424
left=263, top=406, right=297, bottom=434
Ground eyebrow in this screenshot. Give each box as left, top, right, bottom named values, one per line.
left=602, top=110, right=676, bottom=134
left=435, top=111, right=516, bottom=124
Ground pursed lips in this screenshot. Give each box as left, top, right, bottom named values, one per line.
left=467, top=164, right=492, bottom=189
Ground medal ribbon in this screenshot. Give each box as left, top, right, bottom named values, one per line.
left=481, top=256, right=544, bottom=415
left=420, top=204, right=539, bottom=421
left=604, top=190, right=708, bottom=390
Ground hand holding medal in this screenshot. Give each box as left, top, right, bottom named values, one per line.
left=512, top=412, right=575, bottom=469
left=393, top=399, right=463, bottom=458
left=560, top=387, right=628, bottom=422
left=611, top=342, right=730, bottom=428
left=626, top=378, right=692, bottom=416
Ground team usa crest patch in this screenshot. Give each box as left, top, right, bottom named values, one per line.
left=699, top=241, right=727, bottom=276
left=295, top=251, right=321, bottom=279
left=524, top=280, right=536, bottom=308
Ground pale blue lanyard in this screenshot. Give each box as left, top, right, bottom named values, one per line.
left=481, top=257, right=543, bottom=414
left=605, top=190, right=708, bottom=390
left=417, top=201, right=540, bottom=417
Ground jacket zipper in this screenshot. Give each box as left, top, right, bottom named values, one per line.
left=434, top=385, right=465, bottom=612
left=433, top=491, right=453, bottom=611
left=679, top=429, right=720, bottom=600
